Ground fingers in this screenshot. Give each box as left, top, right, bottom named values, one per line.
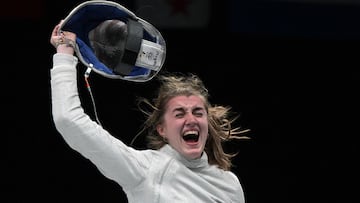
left=50, top=20, right=76, bottom=48
left=61, top=31, right=76, bottom=41
left=50, top=35, right=62, bottom=48
left=54, top=36, right=76, bottom=49
left=52, top=31, right=76, bottom=49
left=50, top=21, right=62, bottom=45
left=51, top=21, right=63, bottom=36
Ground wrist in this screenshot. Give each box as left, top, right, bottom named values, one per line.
left=56, top=38, right=76, bottom=55
left=55, top=37, right=75, bottom=48
left=56, top=44, right=75, bottom=55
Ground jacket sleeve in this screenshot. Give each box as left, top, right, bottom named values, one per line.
left=50, top=53, right=150, bottom=189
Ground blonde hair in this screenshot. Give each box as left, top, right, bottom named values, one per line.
left=133, top=72, right=249, bottom=170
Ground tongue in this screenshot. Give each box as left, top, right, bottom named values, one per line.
left=185, top=140, right=198, bottom=146
left=185, top=139, right=197, bottom=143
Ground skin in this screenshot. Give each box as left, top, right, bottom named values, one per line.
left=156, top=95, right=209, bottom=160
left=50, top=20, right=76, bottom=55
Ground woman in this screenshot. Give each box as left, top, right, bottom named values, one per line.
left=50, top=21, right=248, bottom=203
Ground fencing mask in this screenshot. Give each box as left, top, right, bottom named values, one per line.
left=59, top=0, right=166, bottom=82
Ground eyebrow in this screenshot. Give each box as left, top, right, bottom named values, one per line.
left=172, top=106, right=205, bottom=113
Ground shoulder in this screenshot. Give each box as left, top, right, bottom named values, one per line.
left=223, top=169, right=241, bottom=185
left=210, top=165, right=242, bottom=186
left=137, top=148, right=173, bottom=166
left=227, top=170, right=242, bottom=187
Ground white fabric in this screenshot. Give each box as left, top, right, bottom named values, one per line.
left=51, top=53, right=245, bottom=203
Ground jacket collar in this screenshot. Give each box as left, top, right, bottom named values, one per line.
left=160, top=144, right=209, bottom=169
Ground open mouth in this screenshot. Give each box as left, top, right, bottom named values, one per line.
left=182, top=131, right=199, bottom=143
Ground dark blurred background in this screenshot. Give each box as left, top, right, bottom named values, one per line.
left=4, top=0, right=358, bottom=202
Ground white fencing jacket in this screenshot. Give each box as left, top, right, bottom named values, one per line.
left=50, top=53, right=245, bottom=203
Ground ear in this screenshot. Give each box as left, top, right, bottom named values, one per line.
left=156, top=124, right=165, bottom=137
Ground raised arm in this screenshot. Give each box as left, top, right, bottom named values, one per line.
left=49, top=21, right=151, bottom=190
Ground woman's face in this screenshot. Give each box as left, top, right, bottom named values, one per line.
left=156, top=95, right=209, bottom=160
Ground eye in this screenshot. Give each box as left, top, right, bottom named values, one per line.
left=175, top=112, right=184, bottom=118
left=193, top=111, right=204, bottom=117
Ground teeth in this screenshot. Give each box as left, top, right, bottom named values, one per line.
left=183, top=131, right=198, bottom=136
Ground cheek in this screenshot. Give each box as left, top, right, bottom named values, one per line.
left=203, top=116, right=209, bottom=127
left=158, top=117, right=181, bottom=135
left=200, top=119, right=209, bottom=134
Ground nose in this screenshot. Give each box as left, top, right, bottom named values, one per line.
left=185, top=113, right=197, bottom=125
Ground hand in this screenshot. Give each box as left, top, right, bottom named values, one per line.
left=50, top=20, right=76, bottom=55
